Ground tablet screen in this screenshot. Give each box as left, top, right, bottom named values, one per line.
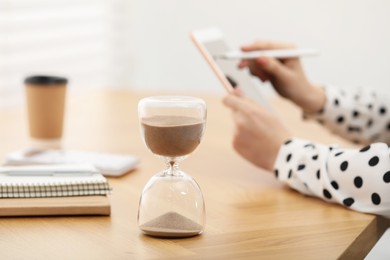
left=202, top=40, right=242, bottom=89
left=199, top=35, right=271, bottom=108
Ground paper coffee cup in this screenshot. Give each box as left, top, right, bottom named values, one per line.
left=25, top=75, right=67, bottom=148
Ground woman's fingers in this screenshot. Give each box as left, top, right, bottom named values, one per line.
left=241, top=40, right=295, bottom=51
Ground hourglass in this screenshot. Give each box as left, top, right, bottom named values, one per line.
left=137, top=96, right=206, bottom=238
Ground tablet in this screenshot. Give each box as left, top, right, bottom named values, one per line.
left=190, top=27, right=271, bottom=108
left=5, top=149, right=140, bottom=177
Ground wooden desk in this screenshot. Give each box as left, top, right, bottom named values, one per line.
left=0, top=90, right=388, bottom=259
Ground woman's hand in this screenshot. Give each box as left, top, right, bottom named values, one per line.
left=239, top=40, right=326, bottom=114
left=223, top=89, right=292, bottom=171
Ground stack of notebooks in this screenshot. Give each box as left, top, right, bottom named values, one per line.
left=0, top=164, right=111, bottom=216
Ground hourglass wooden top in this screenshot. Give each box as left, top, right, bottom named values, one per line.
left=0, top=90, right=386, bottom=259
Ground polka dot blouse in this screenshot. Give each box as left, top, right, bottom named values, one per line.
left=274, top=87, right=390, bottom=218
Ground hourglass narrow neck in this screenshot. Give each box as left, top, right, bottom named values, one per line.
left=165, top=159, right=180, bottom=176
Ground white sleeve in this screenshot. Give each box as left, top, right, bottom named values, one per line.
left=274, top=138, right=390, bottom=218
left=304, top=86, right=390, bottom=145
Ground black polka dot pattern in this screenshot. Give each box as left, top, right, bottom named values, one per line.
left=336, top=116, right=344, bottom=124
left=276, top=86, right=390, bottom=217
left=367, top=119, right=373, bottom=128
left=354, top=177, right=363, bottom=188
left=340, top=161, right=348, bottom=171
left=304, top=143, right=315, bottom=149
left=371, top=193, right=381, bottom=205
left=343, top=198, right=355, bottom=207
left=368, top=156, right=379, bottom=166
left=275, top=138, right=390, bottom=217
left=307, top=87, right=390, bottom=144
left=323, top=189, right=332, bottom=199
left=352, top=110, right=359, bottom=118
left=348, top=126, right=361, bottom=133
left=379, top=107, right=386, bottom=115
left=384, top=171, right=390, bottom=183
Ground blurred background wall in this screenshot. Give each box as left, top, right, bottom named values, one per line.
left=1, top=0, right=390, bottom=104
left=0, top=0, right=132, bottom=105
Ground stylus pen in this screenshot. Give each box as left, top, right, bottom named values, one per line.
left=215, top=48, right=319, bottom=60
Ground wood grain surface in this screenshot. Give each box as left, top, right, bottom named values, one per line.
left=0, top=90, right=388, bottom=260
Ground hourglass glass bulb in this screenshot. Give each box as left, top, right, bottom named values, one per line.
left=137, top=96, right=207, bottom=238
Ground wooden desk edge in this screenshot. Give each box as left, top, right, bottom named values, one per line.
left=339, top=216, right=390, bottom=259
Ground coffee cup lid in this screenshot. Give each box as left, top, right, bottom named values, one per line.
left=25, top=75, right=68, bottom=85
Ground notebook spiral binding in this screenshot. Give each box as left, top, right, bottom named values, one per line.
left=0, top=180, right=112, bottom=198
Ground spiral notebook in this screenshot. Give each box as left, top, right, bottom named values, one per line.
left=0, top=164, right=111, bottom=216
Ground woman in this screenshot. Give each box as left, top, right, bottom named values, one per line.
left=223, top=40, right=390, bottom=218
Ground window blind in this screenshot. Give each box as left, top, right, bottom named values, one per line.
left=0, top=0, right=131, bottom=105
